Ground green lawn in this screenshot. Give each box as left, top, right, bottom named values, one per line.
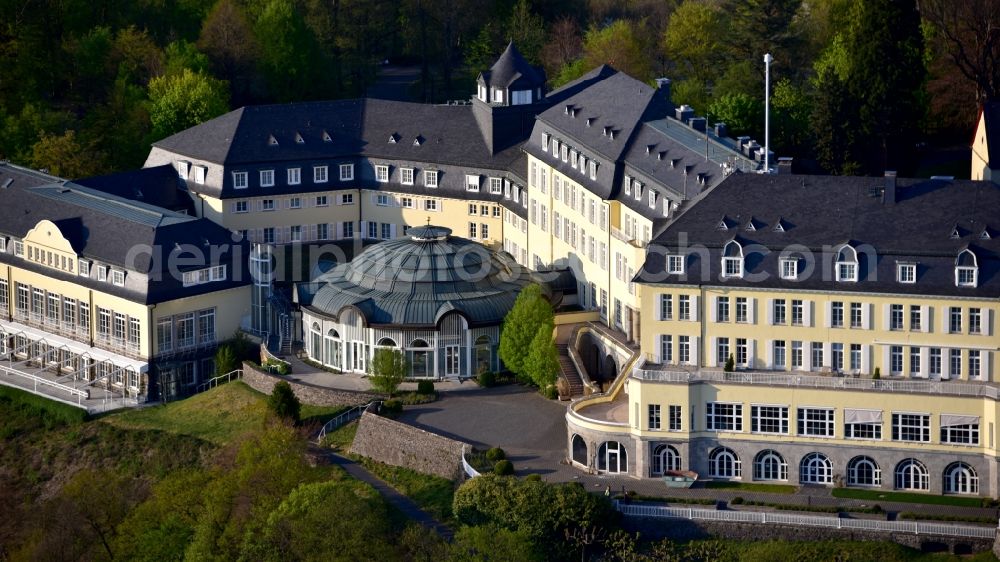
left=320, top=421, right=359, bottom=452
left=832, top=488, right=987, bottom=508
left=703, top=481, right=797, bottom=494
left=358, top=457, right=456, bottom=522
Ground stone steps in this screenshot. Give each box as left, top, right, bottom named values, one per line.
left=556, top=344, right=584, bottom=398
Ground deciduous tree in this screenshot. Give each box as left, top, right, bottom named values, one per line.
left=499, top=283, right=553, bottom=379
left=369, top=347, right=409, bottom=397
left=147, top=67, right=229, bottom=141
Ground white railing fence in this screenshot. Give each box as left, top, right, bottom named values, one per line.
left=0, top=364, right=88, bottom=403
left=617, top=503, right=997, bottom=540
left=462, top=445, right=481, bottom=479
left=634, top=368, right=1000, bottom=400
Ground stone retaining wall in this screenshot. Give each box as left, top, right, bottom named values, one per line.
left=624, top=516, right=994, bottom=554
left=241, top=362, right=378, bottom=407
left=350, top=410, right=467, bottom=480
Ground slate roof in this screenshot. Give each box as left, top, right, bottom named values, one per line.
left=637, top=173, right=1000, bottom=298
left=479, top=41, right=545, bottom=90
left=298, top=226, right=536, bottom=328
left=73, top=165, right=195, bottom=214
left=0, top=163, right=249, bottom=304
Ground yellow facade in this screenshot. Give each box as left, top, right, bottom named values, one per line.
left=972, top=112, right=992, bottom=182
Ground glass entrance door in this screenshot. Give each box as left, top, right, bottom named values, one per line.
left=445, top=345, right=460, bottom=377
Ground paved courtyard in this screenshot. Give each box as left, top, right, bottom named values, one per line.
left=396, top=384, right=577, bottom=478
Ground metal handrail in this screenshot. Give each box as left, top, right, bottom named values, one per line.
left=315, top=400, right=379, bottom=444
left=196, top=369, right=243, bottom=393
left=461, top=445, right=481, bottom=479
left=0, top=364, right=88, bottom=403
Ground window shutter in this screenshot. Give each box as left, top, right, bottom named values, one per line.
left=920, top=305, right=930, bottom=332
left=861, top=345, right=870, bottom=374
left=881, top=304, right=890, bottom=330
left=804, top=301, right=813, bottom=327
left=984, top=351, right=993, bottom=381
left=390, top=224, right=397, bottom=238
left=283, top=226, right=291, bottom=244
left=881, top=345, right=890, bottom=374
left=691, top=296, right=699, bottom=322
left=824, top=302, right=832, bottom=328
left=941, top=348, right=951, bottom=379
left=985, top=309, right=994, bottom=336
left=708, top=337, right=717, bottom=367
left=803, top=344, right=813, bottom=371
left=711, top=296, right=719, bottom=322
left=941, top=306, right=950, bottom=333
left=360, top=221, right=368, bottom=238
left=862, top=303, right=872, bottom=330
left=766, top=340, right=774, bottom=368
left=230, top=202, right=237, bottom=213
left=255, top=228, right=263, bottom=243
left=690, top=337, right=699, bottom=367
left=823, top=342, right=832, bottom=368
left=748, top=339, right=756, bottom=369
left=766, top=299, right=774, bottom=325
left=748, top=298, right=756, bottom=324
left=919, top=347, right=929, bottom=378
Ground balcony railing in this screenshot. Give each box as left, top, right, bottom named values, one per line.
left=633, top=368, right=1000, bottom=400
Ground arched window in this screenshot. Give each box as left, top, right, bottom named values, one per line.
left=597, top=441, right=628, bottom=473
left=376, top=337, right=397, bottom=348
left=571, top=434, right=587, bottom=466
left=721, top=240, right=744, bottom=279
left=835, top=244, right=858, bottom=282
left=800, top=452, right=833, bottom=484
left=894, top=458, right=929, bottom=491
left=753, top=450, right=787, bottom=481
left=475, top=335, right=491, bottom=345
left=944, top=462, right=978, bottom=495
left=324, top=329, right=342, bottom=369
left=651, top=444, right=681, bottom=475
left=847, top=456, right=881, bottom=487
left=310, top=322, right=322, bottom=362
left=475, top=334, right=492, bottom=374
left=955, top=249, right=979, bottom=287
left=409, top=338, right=429, bottom=348
left=408, top=338, right=432, bottom=378
left=708, top=447, right=741, bottom=479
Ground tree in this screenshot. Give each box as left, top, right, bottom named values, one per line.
left=254, top=0, right=330, bottom=102
left=499, top=283, right=553, bottom=379
left=921, top=0, right=1000, bottom=107
left=707, top=92, right=763, bottom=137
left=29, top=130, right=106, bottom=178
left=524, top=323, right=559, bottom=389
left=147, top=68, right=229, bottom=141
left=215, top=344, right=239, bottom=377
left=267, top=381, right=301, bottom=424
left=581, top=20, right=652, bottom=82
left=505, top=0, right=546, bottom=64
left=662, top=1, right=726, bottom=86
left=810, top=0, right=926, bottom=175
left=199, top=0, right=261, bottom=105
left=541, top=17, right=582, bottom=80
left=721, top=0, right=805, bottom=79
left=723, top=354, right=735, bottom=373
left=368, top=347, right=409, bottom=397
left=449, top=524, right=542, bottom=562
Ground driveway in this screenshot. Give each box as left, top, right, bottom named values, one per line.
left=397, top=385, right=573, bottom=477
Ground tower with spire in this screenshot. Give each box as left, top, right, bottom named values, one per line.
left=472, top=41, right=548, bottom=155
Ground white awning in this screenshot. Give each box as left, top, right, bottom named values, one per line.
left=0, top=319, right=147, bottom=373
left=844, top=409, right=883, bottom=424
left=940, top=414, right=980, bottom=427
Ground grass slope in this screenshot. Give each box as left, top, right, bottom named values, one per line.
left=832, top=487, right=987, bottom=508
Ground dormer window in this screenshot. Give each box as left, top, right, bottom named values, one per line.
left=721, top=240, right=744, bottom=279
left=648, top=190, right=656, bottom=208
left=294, top=132, right=304, bottom=144
left=560, top=144, right=568, bottom=162
left=634, top=182, right=642, bottom=200
left=835, top=244, right=858, bottom=282
left=268, top=135, right=278, bottom=146
left=666, top=254, right=685, bottom=275
left=780, top=257, right=798, bottom=280
left=340, top=163, right=354, bottom=181
left=589, top=160, right=597, bottom=180
left=176, top=160, right=191, bottom=180
left=322, top=130, right=332, bottom=142
left=388, top=133, right=398, bottom=144
left=955, top=249, right=979, bottom=287
left=232, top=171, right=248, bottom=189
left=624, top=176, right=632, bottom=195
left=400, top=167, right=414, bottom=185
left=466, top=174, right=480, bottom=192
left=542, top=133, right=550, bottom=151
left=897, top=263, right=916, bottom=284
left=425, top=170, right=438, bottom=188
left=375, top=165, right=389, bottom=183
left=260, top=169, right=275, bottom=187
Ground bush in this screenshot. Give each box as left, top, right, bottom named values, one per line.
left=541, top=385, right=558, bottom=400
left=215, top=344, right=239, bottom=377
left=267, top=381, right=301, bottom=424
left=416, top=380, right=435, bottom=395
left=263, top=358, right=291, bottom=375
left=525, top=474, right=542, bottom=482
left=724, top=353, right=735, bottom=372
left=477, top=371, right=496, bottom=388
left=730, top=496, right=744, bottom=505
left=872, top=367, right=881, bottom=379
left=380, top=399, right=403, bottom=416
left=485, top=447, right=506, bottom=462
left=494, top=460, right=514, bottom=476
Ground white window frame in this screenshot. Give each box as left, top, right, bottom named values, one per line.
left=287, top=167, right=301, bottom=185
left=400, top=167, right=414, bottom=185
left=232, top=171, right=248, bottom=189
left=425, top=170, right=438, bottom=188
left=897, top=263, right=916, bottom=284
left=466, top=174, right=480, bottom=192
left=339, top=163, right=354, bottom=181
left=375, top=165, right=389, bottom=183
left=314, top=165, right=328, bottom=183
left=259, top=169, right=274, bottom=187
left=780, top=258, right=798, bottom=280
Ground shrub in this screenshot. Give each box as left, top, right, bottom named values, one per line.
left=872, top=367, right=881, bottom=379
left=723, top=353, right=735, bottom=372
left=214, top=344, right=239, bottom=376
left=380, top=399, right=403, bottom=416
left=267, top=381, right=301, bottom=424
left=494, top=460, right=514, bottom=475
left=369, top=348, right=408, bottom=397
left=416, top=380, right=435, bottom=395
left=477, top=371, right=496, bottom=388
left=485, top=447, right=506, bottom=462
left=542, top=385, right=558, bottom=400
left=731, top=496, right=744, bottom=505
left=525, top=474, right=542, bottom=482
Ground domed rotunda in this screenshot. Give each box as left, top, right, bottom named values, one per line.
left=295, top=225, right=539, bottom=379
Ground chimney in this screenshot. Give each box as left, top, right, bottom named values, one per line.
left=688, top=117, right=706, bottom=132
left=655, top=77, right=672, bottom=103
left=714, top=122, right=728, bottom=138
left=884, top=171, right=897, bottom=204
left=675, top=104, right=694, bottom=122
left=777, top=157, right=793, bottom=174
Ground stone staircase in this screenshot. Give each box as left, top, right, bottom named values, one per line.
left=557, top=344, right=585, bottom=398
